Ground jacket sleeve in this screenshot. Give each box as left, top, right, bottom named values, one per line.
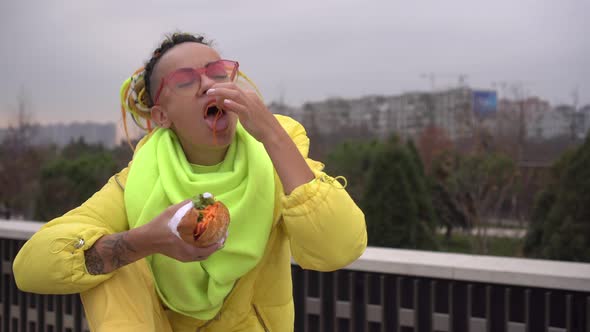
left=275, top=115, right=367, bottom=272
left=13, top=167, right=130, bottom=294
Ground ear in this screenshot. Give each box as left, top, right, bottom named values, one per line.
left=151, top=106, right=172, bottom=128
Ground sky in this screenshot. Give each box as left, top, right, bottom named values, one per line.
left=0, top=0, right=588, bottom=126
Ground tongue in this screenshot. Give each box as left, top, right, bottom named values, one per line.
left=205, top=113, right=228, bottom=131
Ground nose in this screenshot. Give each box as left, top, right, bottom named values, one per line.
left=198, top=73, right=217, bottom=96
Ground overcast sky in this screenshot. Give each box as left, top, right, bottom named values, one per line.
left=1, top=0, right=588, bottom=126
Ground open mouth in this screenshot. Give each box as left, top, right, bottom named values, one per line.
left=203, top=102, right=229, bottom=132
left=203, top=102, right=225, bottom=118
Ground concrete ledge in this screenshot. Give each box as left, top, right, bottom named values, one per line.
left=0, top=220, right=43, bottom=240
left=346, top=246, right=590, bottom=292
left=2, top=219, right=590, bottom=292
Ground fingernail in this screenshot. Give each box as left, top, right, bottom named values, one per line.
left=206, top=89, right=216, bottom=95
left=224, top=99, right=232, bottom=104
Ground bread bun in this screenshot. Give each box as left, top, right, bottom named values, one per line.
left=176, top=193, right=230, bottom=247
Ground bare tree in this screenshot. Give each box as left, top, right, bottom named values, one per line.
left=3, top=89, right=37, bottom=150
left=0, top=88, right=43, bottom=219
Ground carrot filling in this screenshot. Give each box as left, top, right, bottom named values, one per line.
left=194, top=203, right=219, bottom=240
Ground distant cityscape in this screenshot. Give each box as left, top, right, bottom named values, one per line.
left=0, top=122, right=118, bottom=148
left=270, top=88, right=590, bottom=143
left=1, top=87, right=589, bottom=150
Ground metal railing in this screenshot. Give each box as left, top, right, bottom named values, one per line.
left=1, top=226, right=90, bottom=332
left=2, top=220, right=590, bottom=332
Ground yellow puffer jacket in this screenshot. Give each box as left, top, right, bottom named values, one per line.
left=13, top=115, right=367, bottom=331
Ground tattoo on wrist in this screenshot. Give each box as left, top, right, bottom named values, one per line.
left=84, top=245, right=104, bottom=275
left=84, top=232, right=138, bottom=275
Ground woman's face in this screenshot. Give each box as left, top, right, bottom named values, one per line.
left=150, top=43, right=239, bottom=151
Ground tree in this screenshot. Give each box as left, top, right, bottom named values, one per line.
left=362, top=136, right=438, bottom=250
left=325, top=140, right=380, bottom=203
left=429, top=151, right=469, bottom=239
left=0, top=90, right=49, bottom=219
left=442, top=151, right=517, bottom=254
left=0, top=143, right=48, bottom=219
left=61, top=137, right=106, bottom=159
left=523, top=136, right=590, bottom=262
left=111, top=139, right=137, bottom=170
left=35, top=150, right=118, bottom=221
left=406, top=139, right=424, bottom=176
left=417, top=125, right=453, bottom=174
left=406, top=139, right=439, bottom=234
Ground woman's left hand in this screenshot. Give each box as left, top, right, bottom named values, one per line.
left=208, top=83, right=315, bottom=194
left=206, top=82, right=281, bottom=143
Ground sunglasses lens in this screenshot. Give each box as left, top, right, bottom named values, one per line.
left=169, top=68, right=201, bottom=97
left=206, top=61, right=237, bottom=83
left=164, top=61, right=238, bottom=99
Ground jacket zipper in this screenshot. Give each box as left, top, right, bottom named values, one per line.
left=195, top=279, right=239, bottom=331
left=253, top=304, right=270, bottom=332
left=195, top=311, right=221, bottom=332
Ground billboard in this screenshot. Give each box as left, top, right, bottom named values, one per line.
left=472, top=90, right=498, bottom=119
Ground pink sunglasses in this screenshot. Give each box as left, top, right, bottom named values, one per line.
left=153, top=59, right=239, bottom=105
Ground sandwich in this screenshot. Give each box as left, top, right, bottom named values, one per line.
left=173, top=193, right=230, bottom=247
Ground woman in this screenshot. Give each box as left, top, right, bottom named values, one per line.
left=13, top=32, right=367, bottom=331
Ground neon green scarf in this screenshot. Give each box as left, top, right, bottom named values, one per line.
left=124, top=124, right=275, bottom=320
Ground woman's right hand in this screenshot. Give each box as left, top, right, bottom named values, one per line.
left=141, top=199, right=226, bottom=262
left=85, top=200, right=224, bottom=275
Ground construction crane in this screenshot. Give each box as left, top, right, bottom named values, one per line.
left=420, top=73, right=469, bottom=91
left=491, top=80, right=534, bottom=100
